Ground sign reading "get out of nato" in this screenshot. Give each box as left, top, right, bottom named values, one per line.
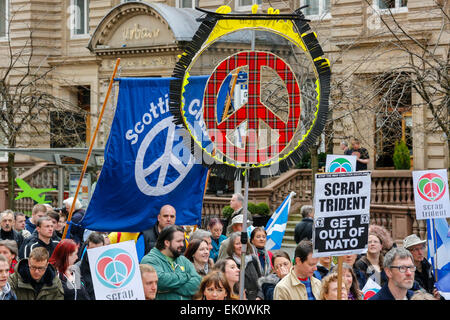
left=313, top=171, right=372, bottom=257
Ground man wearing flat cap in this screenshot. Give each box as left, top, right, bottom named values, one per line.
left=403, top=234, right=441, bottom=299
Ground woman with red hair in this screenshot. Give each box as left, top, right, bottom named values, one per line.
left=49, top=239, right=90, bottom=300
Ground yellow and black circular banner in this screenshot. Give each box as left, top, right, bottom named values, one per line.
left=170, top=6, right=331, bottom=180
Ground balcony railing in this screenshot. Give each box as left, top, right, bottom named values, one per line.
left=0, top=162, right=436, bottom=243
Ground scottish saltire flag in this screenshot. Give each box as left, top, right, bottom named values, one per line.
left=81, top=76, right=209, bottom=232
left=265, top=191, right=296, bottom=251
left=427, top=218, right=450, bottom=297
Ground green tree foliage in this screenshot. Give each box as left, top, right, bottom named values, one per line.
left=393, top=140, right=411, bottom=169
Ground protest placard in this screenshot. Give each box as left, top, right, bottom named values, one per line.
left=87, top=240, right=145, bottom=300
left=412, top=169, right=450, bottom=220
left=325, top=155, right=357, bottom=173
left=312, top=171, right=371, bottom=257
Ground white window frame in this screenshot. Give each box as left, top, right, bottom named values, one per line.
left=300, top=0, right=331, bottom=21
left=121, top=0, right=142, bottom=3
left=374, top=0, right=408, bottom=14
left=235, top=0, right=262, bottom=13
left=70, top=0, right=89, bottom=39
left=0, top=0, right=9, bottom=41
left=176, top=0, right=196, bottom=9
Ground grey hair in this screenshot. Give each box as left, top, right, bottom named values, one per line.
left=0, top=239, right=18, bottom=257
left=0, top=210, right=14, bottom=222
left=300, top=205, right=313, bottom=218
left=63, top=197, right=83, bottom=210
left=341, top=141, right=348, bottom=147
left=233, top=193, right=244, bottom=204
left=383, top=247, right=413, bottom=269
left=189, top=229, right=211, bottom=242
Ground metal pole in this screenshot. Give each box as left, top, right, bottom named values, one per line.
left=58, top=166, right=64, bottom=208
left=239, top=169, right=250, bottom=300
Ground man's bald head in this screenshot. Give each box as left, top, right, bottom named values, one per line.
left=157, top=205, right=176, bottom=232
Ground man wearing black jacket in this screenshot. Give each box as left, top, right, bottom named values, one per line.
left=294, top=205, right=314, bottom=244
left=19, top=217, right=59, bottom=260
left=0, top=211, right=24, bottom=250
left=139, top=204, right=177, bottom=257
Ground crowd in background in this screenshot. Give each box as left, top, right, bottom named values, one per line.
left=0, top=191, right=443, bottom=301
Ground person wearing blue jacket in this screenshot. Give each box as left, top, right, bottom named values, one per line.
left=208, top=218, right=227, bottom=263
left=369, top=247, right=415, bottom=300
left=0, top=254, right=16, bottom=300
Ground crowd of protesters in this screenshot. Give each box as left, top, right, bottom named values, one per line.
left=0, top=188, right=444, bottom=301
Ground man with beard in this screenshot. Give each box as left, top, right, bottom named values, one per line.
left=140, top=225, right=201, bottom=300
left=369, top=247, right=416, bottom=300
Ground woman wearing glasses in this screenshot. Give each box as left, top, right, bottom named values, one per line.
left=355, top=232, right=388, bottom=287
left=256, top=250, right=292, bottom=300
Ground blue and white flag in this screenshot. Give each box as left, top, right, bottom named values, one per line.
left=81, top=76, right=209, bottom=232
left=265, top=191, right=295, bottom=251
left=427, top=218, right=450, bottom=296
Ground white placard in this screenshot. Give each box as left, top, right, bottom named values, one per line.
left=412, top=169, right=450, bottom=220
left=325, top=154, right=357, bottom=173
left=313, top=171, right=372, bottom=257
left=87, top=240, right=145, bottom=300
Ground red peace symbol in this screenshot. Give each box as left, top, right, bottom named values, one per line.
left=203, top=51, right=301, bottom=164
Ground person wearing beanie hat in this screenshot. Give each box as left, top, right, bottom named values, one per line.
left=403, top=234, right=441, bottom=299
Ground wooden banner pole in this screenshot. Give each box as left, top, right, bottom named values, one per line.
left=337, top=255, right=344, bottom=300
left=62, top=58, right=121, bottom=240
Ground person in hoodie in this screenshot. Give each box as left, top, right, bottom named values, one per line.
left=0, top=254, right=16, bottom=300
left=8, top=247, right=64, bottom=300
left=140, top=225, right=201, bottom=300
left=19, top=217, right=59, bottom=260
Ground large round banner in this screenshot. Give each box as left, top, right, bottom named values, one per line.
left=170, top=6, right=331, bottom=179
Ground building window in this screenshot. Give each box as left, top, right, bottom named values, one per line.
left=70, top=0, right=89, bottom=37
left=235, top=0, right=262, bottom=12
left=376, top=0, right=407, bottom=13
left=50, top=86, right=90, bottom=148
left=374, top=72, right=412, bottom=168
left=0, top=0, right=8, bottom=39
left=177, top=0, right=195, bottom=9
left=301, top=0, right=331, bottom=19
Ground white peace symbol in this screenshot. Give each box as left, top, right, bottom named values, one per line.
left=135, top=116, right=194, bottom=196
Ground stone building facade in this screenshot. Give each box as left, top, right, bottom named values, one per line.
left=0, top=0, right=448, bottom=171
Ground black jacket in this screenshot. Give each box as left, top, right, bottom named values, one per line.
left=0, top=228, right=24, bottom=250
left=414, top=258, right=436, bottom=294
left=140, top=223, right=160, bottom=257
left=77, top=253, right=95, bottom=300
left=19, top=237, right=59, bottom=260
left=369, top=283, right=414, bottom=300
left=68, top=209, right=86, bottom=245
left=59, top=264, right=90, bottom=300
left=294, top=218, right=313, bottom=243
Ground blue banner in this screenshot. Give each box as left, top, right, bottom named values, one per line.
left=81, top=76, right=209, bottom=232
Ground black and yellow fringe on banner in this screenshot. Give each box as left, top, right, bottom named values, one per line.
left=169, top=5, right=331, bottom=181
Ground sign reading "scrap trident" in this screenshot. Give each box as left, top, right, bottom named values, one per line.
left=312, top=171, right=372, bottom=257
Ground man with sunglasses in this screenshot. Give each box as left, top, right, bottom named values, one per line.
left=403, top=234, right=441, bottom=299
left=8, top=247, right=63, bottom=300
left=369, top=247, right=416, bottom=300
